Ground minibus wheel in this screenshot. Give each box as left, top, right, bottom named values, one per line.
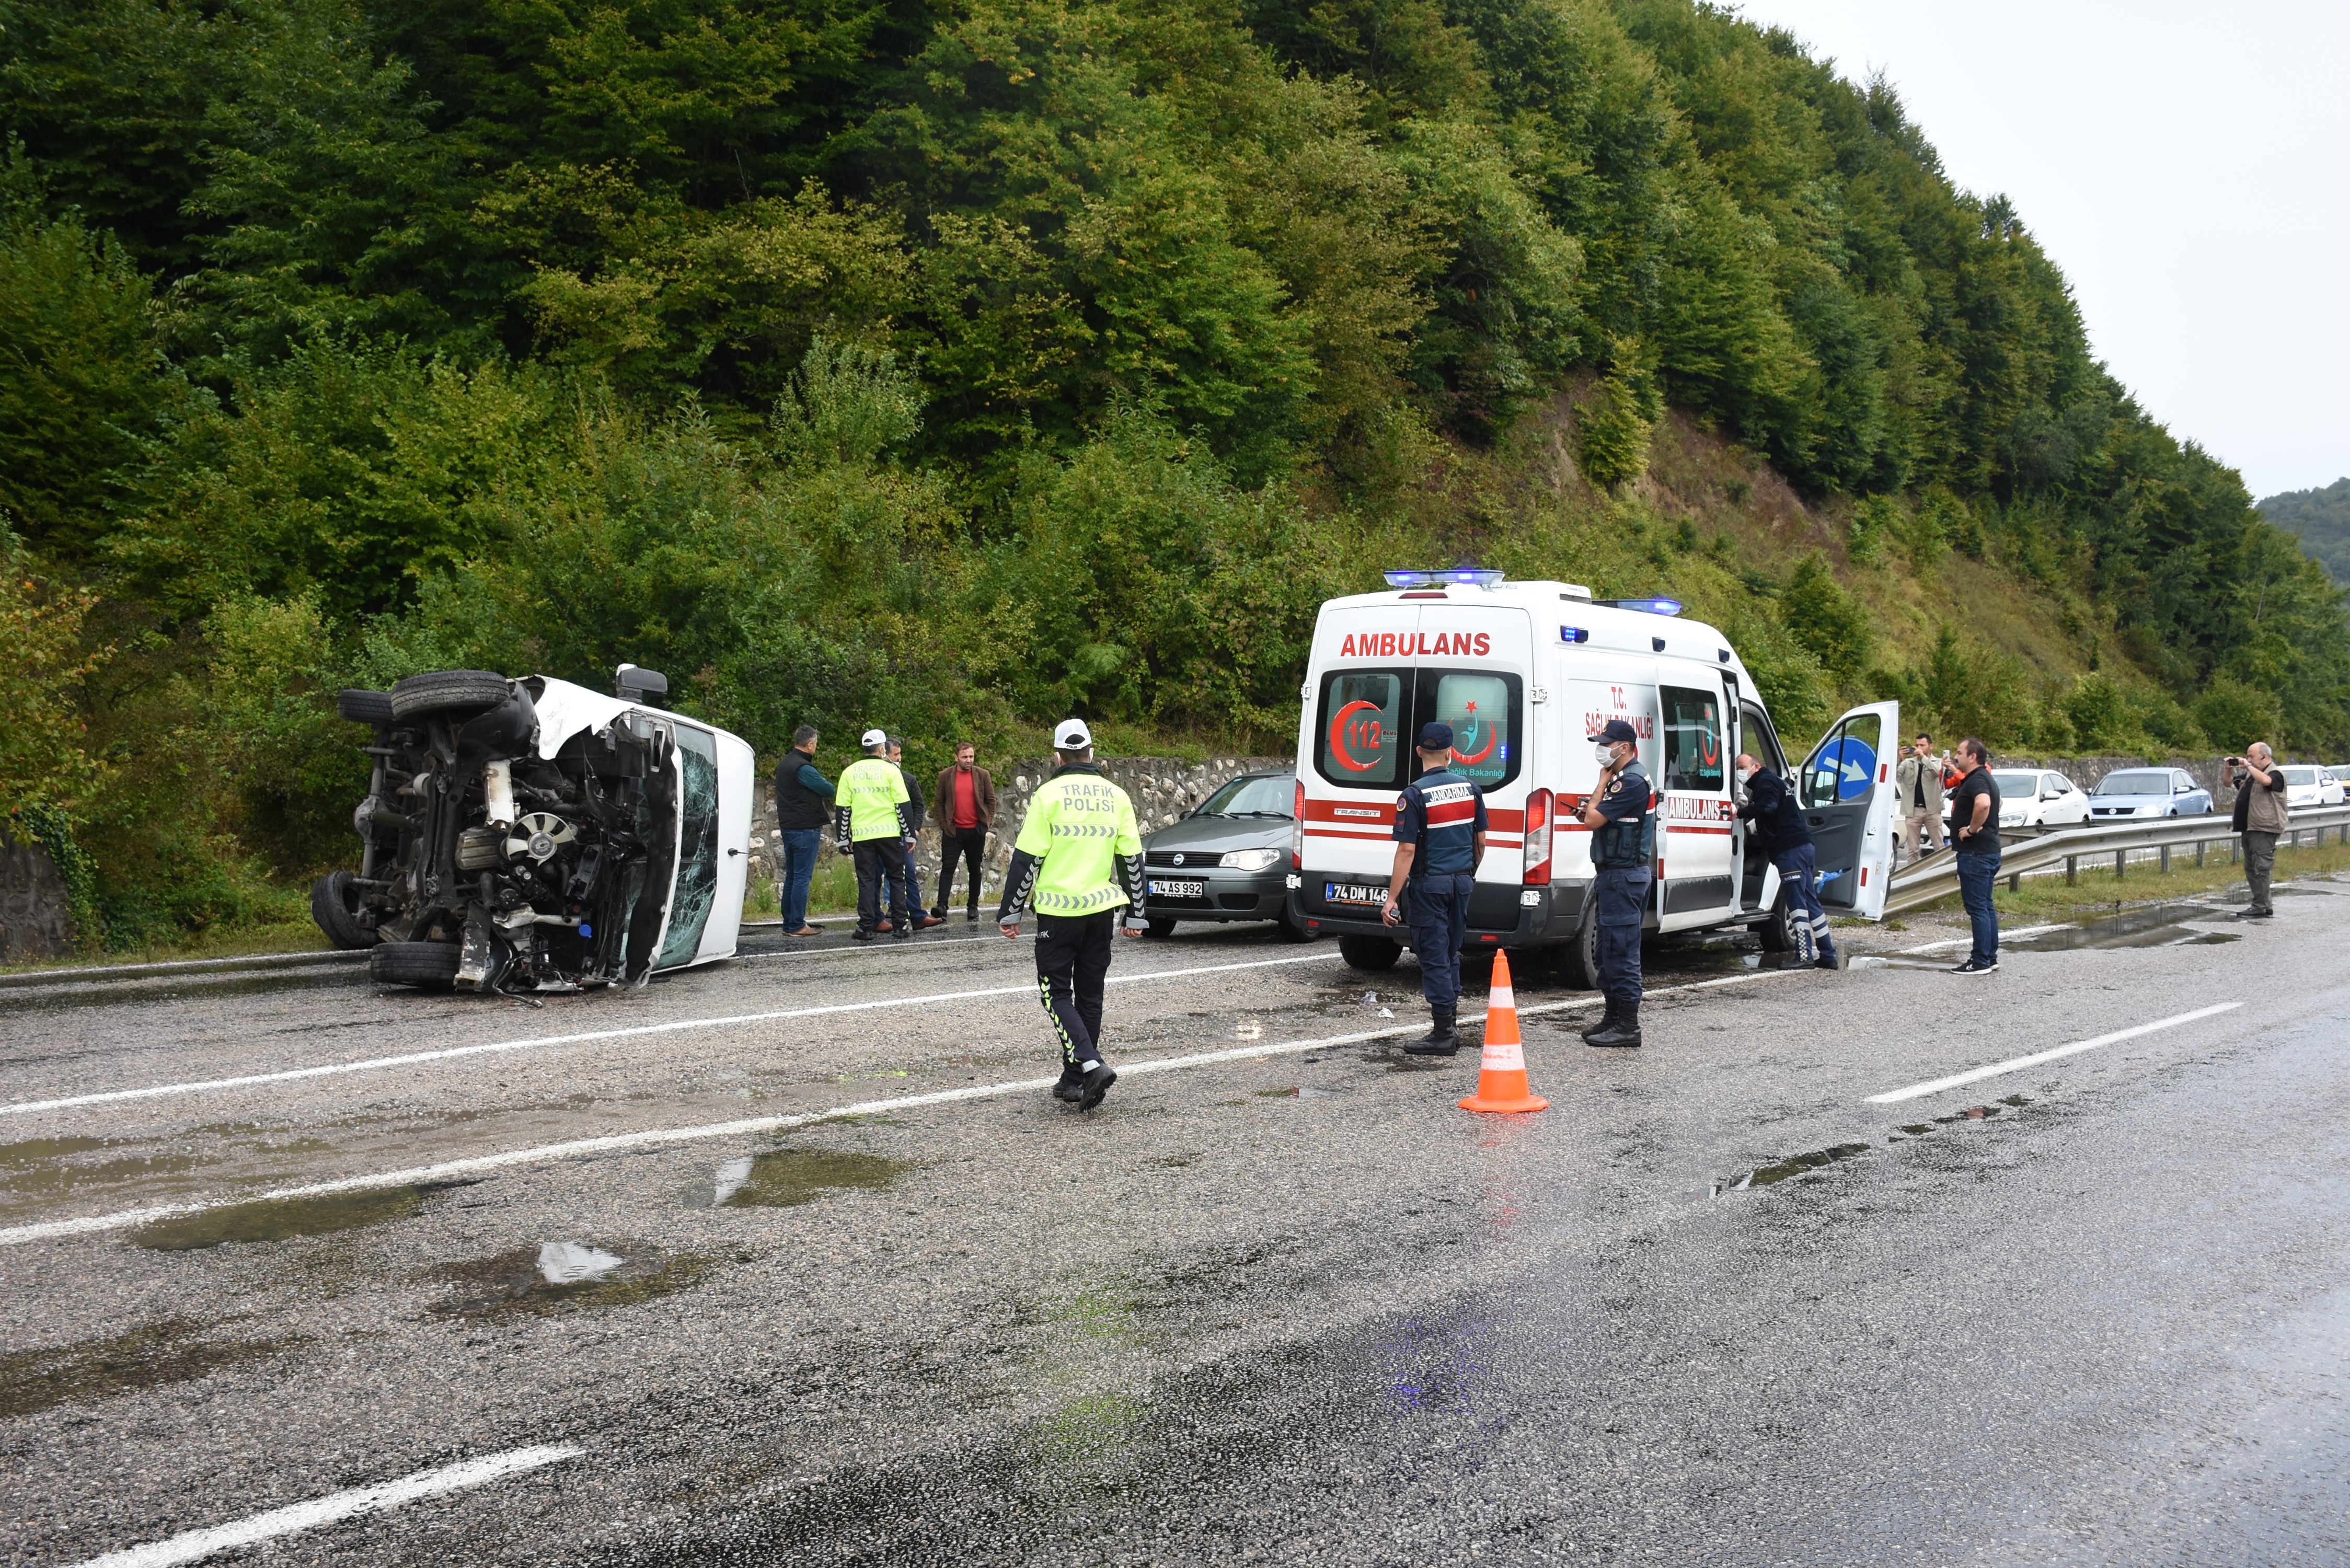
left=1338, top=934, right=1401, bottom=972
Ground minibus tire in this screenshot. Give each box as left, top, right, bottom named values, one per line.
left=1563, top=913, right=1601, bottom=991
left=1338, top=934, right=1401, bottom=972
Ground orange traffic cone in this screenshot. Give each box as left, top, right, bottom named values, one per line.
left=1458, top=950, right=1548, bottom=1114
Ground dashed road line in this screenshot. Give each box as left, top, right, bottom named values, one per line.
left=1, top=951, right=1349, bottom=1119
left=1863, top=1001, right=2242, bottom=1104
left=0, top=968, right=1810, bottom=1248
left=61, top=1444, right=582, bottom=1568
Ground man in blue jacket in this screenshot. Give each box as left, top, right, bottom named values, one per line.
left=1737, top=750, right=1836, bottom=970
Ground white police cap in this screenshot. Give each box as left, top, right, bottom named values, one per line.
left=860, top=728, right=888, bottom=747
left=1053, top=718, right=1093, bottom=750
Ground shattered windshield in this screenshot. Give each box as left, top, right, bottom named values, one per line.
left=656, top=724, right=722, bottom=967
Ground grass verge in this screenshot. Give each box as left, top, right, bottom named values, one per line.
left=1904, top=837, right=2350, bottom=923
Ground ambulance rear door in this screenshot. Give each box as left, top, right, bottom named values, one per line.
left=1796, top=700, right=1900, bottom=919
left=1411, top=602, right=1533, bottom=932
left=1299, top=606, right=1427, bottom=919
left=1656, top=674, right=1736, bottom=932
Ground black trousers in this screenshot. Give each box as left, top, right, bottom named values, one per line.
left=1034, top=911, right=1115, bottom=1069
left=938, top=827, right=987, bottom=913
left=853, top=839, right=911, bottom=931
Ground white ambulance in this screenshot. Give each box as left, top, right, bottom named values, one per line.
left=1283, top=570, right=1902, bottom=985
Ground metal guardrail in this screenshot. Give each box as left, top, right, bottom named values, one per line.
left=1881, top=804, right=2350, bottom=918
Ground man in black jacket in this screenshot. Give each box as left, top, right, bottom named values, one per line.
left=1736, top=751, right=1836, bottom=970
left=772, top=725, right=832, bottom=937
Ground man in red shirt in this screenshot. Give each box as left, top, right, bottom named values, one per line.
left=932, top=743, right=998, bottom=921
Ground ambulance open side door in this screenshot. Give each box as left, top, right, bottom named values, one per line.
left=1796, top=700, right=1900, bottom=919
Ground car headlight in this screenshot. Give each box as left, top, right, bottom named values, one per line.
left=1220, top=848, right=1282, bottom=871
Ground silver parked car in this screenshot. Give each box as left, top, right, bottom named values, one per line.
left=2087, top=767, right=2214, bottom=820
left=1138, top=770, right=1307, bottom=941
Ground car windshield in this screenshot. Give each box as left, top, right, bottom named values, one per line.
left=1990, top=771, right=2041, bottom=794
left=2093, top=770, right=2171, bottom=796
left=2282, top=767, right=2322, bottom=786
left=1196, top=774, right=1294, bottom=816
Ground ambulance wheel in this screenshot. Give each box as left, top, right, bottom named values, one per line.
left=1563, top=914, right=1601, bottom=991
left=1756, top=896, right=1796, bottom=952
left=1338, top=934, right=1401, bottom=972
left=1273, top=906, right=1314, bottom=943
left=1146, top=917, right=1178, bottom=938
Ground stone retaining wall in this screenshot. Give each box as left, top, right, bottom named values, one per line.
left=0, top=833, right=73, bottom=962
left=748, top=755, right=1293, bottom=907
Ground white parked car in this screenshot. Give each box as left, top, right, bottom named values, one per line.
left=1992, top=768, right=2091, bottom=830
left=2087, top=767, right=2215, bottom=819
left=2278, top=764, right=2345, bottom=809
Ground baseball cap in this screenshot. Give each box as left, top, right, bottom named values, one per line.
left=1053, top=718, right=1093, bottom=750
left=1597, top=719, right=1638, bottom=743
left=860, top=727, right=887, bottom=747
left=1418, top=721, right=1454, bottom=750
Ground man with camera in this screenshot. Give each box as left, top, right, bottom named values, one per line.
left=2226, top=742, right=2289, bottom=919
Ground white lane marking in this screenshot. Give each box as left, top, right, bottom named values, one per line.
left=0, top=968, right=1808, bottom=1247
left=1863, top=1001, right=2242, bottom=1104
left=1892, top=925, right=2064, bottom=955
left=741, top=932, right=1002, bottom=960
left=1, top=951, right=1346, bottom=1118
left=62, top=1444, right=581, bottom=1568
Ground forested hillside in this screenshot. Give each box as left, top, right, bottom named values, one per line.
left=4, top=0, right=2344, bottom=949
left=2259, top=479, right=2350, bottom=584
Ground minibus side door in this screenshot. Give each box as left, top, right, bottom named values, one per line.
left=1657, top=679, right=1735, bottom=931
left=1798, top=700, right=1900, bottom=919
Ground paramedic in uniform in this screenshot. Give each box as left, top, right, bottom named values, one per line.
left=1378, top=721, right=1489, bottom=1056
left=1736, top=751, right=1837, bottom=969
left=1579, top=718, right=1654, bottom=1048
left=996, top=719, right=1148, bottom=1110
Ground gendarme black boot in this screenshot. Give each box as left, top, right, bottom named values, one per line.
left=1580, top=1002, right=1618, bottom=1043
left=1404, top=1007, right=1459, bottom=1056
left=1586, top=1002, right=1642, bottom=1048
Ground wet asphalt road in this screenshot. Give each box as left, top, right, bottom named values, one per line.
left=5, top=887, right=2350, bottom=1566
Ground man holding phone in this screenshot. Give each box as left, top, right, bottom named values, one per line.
left=1380, top=722, right=1489, bottom=1057
left=2227, top=742, right=2288, bottom=919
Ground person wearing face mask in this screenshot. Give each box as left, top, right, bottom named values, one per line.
left=1736, top=751, right=1836, bottom=970
left=1576, top=719, right=1655, bottom=1048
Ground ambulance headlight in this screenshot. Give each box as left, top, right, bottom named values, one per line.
left=1221, top=848, right=1283, bottom=871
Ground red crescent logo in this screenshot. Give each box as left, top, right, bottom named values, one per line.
left=1328, top=700, right=1384, bottom=771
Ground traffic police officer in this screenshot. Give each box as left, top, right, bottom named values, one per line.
left=1736, top=751, right=1837, bottom=969
left=997, top=719, right=1148, bottom=1110
left=835, top=728, right=916, bottom=940
left=1380, top=722, right=1489, bottom=1056
left=1579, top=718, right=1654, bottom=1048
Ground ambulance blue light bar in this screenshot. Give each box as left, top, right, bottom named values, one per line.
left=1386, top=568, right=1506, bottom=589
left=1598, top=596, right=1684, bottom=617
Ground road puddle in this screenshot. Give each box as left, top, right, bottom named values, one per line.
left=708, top=1149, right=910, bottom=1208
left=428, top=1246, right=711, bottom=1320
left=2008, top=903, right=2240, bottom=951
left=0, top=1136, right=221, bottom=1200
left=127, top=1184, right=439, bottom=1250
left=0, top=1316, right=307, bottom=1417
left=1717, top=1097, right=2034, bottom=1196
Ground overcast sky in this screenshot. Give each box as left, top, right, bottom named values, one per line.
left=1731, top=1, right=2349, bottom=502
